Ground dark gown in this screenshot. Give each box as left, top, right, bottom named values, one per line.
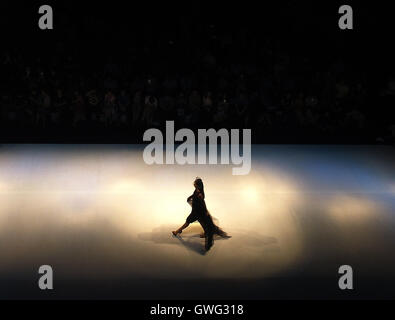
left=186, top=190, right=229, bottom=251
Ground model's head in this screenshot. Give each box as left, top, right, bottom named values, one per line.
left=194, top=177, right=204, bottom=191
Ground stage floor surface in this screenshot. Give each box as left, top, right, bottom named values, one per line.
left=1, top=144, right=395, bottom=299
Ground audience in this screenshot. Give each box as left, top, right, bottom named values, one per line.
left=0, top=15, right=393, bottom=144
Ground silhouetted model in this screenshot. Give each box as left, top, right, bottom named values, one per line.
left=172, top=177, right=230, bottom=251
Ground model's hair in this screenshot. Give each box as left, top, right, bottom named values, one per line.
left=194, top=177, right=205, bottom=199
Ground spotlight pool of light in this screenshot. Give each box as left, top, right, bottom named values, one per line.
left=1, top=144, right=395, bottom=299
left=241, top=186, right=259, bottom=203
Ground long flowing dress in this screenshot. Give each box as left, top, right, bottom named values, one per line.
left=185, top=190, right=229, bottom=251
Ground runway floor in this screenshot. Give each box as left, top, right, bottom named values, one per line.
left=1, top=144, right=395, bottom=299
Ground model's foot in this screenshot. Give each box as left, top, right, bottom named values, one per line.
left=205, top=237, right=213, bottom=251
left=221, top=234, right=232, bottom=238
left=172, top=230, right=182, bottom=236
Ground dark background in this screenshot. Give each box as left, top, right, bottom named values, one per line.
left=0, top=0, right=394, bottom=143
left=1, top=2, right=395, bottom=310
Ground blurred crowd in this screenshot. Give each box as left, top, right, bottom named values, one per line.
left=1, top=10, right=394, bottom=143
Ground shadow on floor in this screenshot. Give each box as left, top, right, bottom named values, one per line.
left=138, top=224, right=277, bottom=255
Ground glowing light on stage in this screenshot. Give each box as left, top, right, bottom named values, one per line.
left=1, top=145, right=395, bottom=281
left=241, top=186, right=259, bottom=203
left=108, top=179, right=144, bottom=194
left=328, top=195, right=379, bottom=224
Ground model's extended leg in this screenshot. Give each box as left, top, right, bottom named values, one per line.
left=172, top=222, right=189, bottom=236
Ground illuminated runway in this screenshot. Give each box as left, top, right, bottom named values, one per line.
left=1, top=144, right=395, bottom=299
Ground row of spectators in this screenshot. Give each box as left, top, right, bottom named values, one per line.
left=1, top=9, right=394, bottom=143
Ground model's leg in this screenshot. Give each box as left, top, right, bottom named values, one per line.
left=200, top=217, right=214, bottom=251
left=198, top=219, right=208, bottom=238
left=205, top=231, right=214, bottom=251
left=172, top=222, right=189, bottom=236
